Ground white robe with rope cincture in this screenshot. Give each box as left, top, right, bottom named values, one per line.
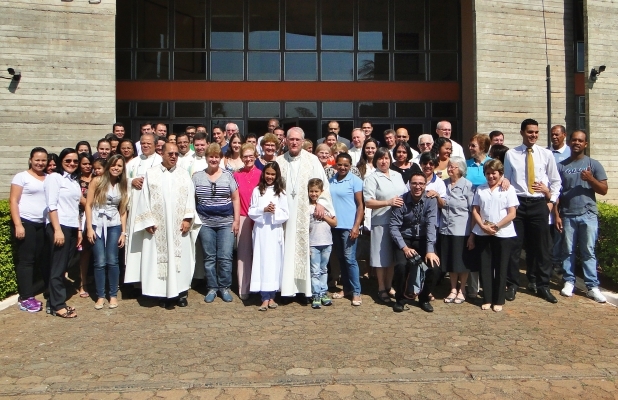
left=276, top=150, right=335, bottom=296
left=248, top=186, right=289, bottom=292
left=124, top=165, right=201, bottom=298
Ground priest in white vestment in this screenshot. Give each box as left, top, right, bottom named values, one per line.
left=276, top=127, right=335, bottom=299
left=126, top=143, right=201, bottom=306
left=175, top=132, right=195, bottom=171
left=178, top=132, right=207, bottom=176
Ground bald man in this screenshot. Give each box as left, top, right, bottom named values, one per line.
left=436, top=121, right=465, bottom=158
left=395, top=128, right=420, bottom=161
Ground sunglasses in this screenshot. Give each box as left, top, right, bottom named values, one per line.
left=210, top=182, right=217, bottom=196
left=63, top=159, right=79, bottom=164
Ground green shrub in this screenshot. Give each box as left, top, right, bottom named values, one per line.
left=597, top=202, right=618, bottom=283
left=0, top=199, right=17, bottom=300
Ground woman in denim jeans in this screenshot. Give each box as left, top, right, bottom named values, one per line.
left=85, top=154, right=128, bottom=310
left=193, top=143, right=240, bottom=303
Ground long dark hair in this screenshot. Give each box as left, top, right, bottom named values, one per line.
left=118, top=138, right=138, bottom=161
left=225, top=133, right=242, bottom=158
left=28, top=147, right=48, bottom=169
left=57, top=148, right=79, bottom=179
left=47, top=153, right=60, bottom=173
left=356, top=137, right=379, bottom=179
left=258, top=162, right=285, bottom=197
left=431, top=137, right=451, bottom=159
left=77, top=152, right=94, bottom=179
left=75, top=140, right=92, bottom=155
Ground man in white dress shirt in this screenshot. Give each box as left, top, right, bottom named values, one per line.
left=348, top=128, right=364, bottom=166
left=436, top=121, right=465, bottom=159
left=503, top=119, right=561, bottom=304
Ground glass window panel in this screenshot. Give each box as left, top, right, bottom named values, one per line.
left=286, top=0, right=316, bottom=50
left=396, top=103, right=426, bottom=118
left=296, top=121, right=319, bottom=144
left=358, top=0, right=388, bottom=50
left=395, top=0, right=424, bottom=50
left=248, top=52, right=281, bottom=81
left=394, top=53, right=425, bottom=81
left=431, top=103, right=457, bottom=118
left=576, top=42, right=585, bottom=72
left=285, top=102, right=317, bottom=118
left=578, top=96, right=585, bottom=114
left=321, top=120, right=354, bottom=141
left=248, top=102, right=280, bottom=118
left=116, top=1, right=132, bottom=48
left=136, top=102, right=169, bottom=117
left=175, top=102, right=205, bottom=118
left=357, top=53, right=389, bottom=81
left=116, top=51, right=132, bottom=80
left=322, top=0, right=353, bottom=50
left=430, top=53, right=457, bottom=81
left=116, top=102, right=131, bottom=117
left=359, top=103, right=389, bottom=118
left=429, top=0, right=458, bottom=50
left=578, top=116, right=586, bottom=130
left=210, top=52, right=244, bottom=80
left=249, top=0, right=280, bottom=50
left=321, top=52, right=354, bottom=81
left=137, top=0, right=168, bottom=48
left=136, top=51, right=169, bottom=80
left=174, top=52, right=207, bottom=80
left=322, top=102, right=353, bottom=118
left=212, top=119, right=244, bottom=135
left=285, top=53, right=317, bottom=81
left=211, top=0, right=244, bottom=49
left=212, top=102, right=244, bottom=118
left=175, top=0, right=206, bottom=49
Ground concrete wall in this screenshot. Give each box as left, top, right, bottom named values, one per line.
left=585, top=0, right=618, bottom=203
left=0, top=0, right=116, bottom=197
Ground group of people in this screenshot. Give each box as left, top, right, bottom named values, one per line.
left=9, top=117, right=608, bottom=318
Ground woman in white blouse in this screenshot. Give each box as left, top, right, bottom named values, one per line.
left=9, top=147, right=48, bottom=313
left=45, top=148, right=82, bottom=318
left=468, top=159, right=519, bottom=312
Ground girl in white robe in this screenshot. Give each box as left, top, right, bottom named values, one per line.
left=248, top=162, right=289, bottom=311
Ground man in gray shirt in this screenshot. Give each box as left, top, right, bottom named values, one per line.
left=555, top=130, right=608, bottom=303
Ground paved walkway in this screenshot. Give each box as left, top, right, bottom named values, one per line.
left=1, top=276, right=617, bottom=399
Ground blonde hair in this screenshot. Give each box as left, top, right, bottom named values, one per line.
left=260, top=133, right=280, bottom=150
left=331, top=142, right=348, bottom=154
left=205, top=143, right=223, bottom=158
left=240, top=143, right=257, bottom=157
left=92, top=154, right=128, bottom=215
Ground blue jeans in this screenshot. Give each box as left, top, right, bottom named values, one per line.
left=92, top=225, right=121, bottom=299
left=332, top=229, right=362, bottom=296
left=199, top=225, right=234, bottom=290
left=561, top=212, right=600, bottom=289
left=260, top=291, right=276, bottom=302
left=310, top=245, right=331, bottom=297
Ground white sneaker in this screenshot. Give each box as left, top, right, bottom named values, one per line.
left=561, top=282, right=574, bottom=297
left=587, top=288, right=607, bottom=303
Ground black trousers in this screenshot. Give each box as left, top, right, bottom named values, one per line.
left=477, top=235, right=515, bottom=305
left=11, top=219, right=46, bottom=299
left=507, top=198, right=552, bottom=289
left=393, top=237, right=439, bottom=303
left=46, top=224, right=78, bottom=311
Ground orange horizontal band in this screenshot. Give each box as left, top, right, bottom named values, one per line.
left=116, top=81, right=460, bottom=102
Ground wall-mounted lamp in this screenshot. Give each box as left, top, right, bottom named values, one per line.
left=590, top=65, right=606, bottom=81
left=7, top=68, right=21, bottom=81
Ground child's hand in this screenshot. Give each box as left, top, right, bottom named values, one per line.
left=264, top=202, right=275, bottom=213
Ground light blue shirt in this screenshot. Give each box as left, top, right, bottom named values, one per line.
left=466, top=156, right=491, bottom=188
left=329, top=172, right=363, bottom=230
left=548, top=143, right=571, bottom=164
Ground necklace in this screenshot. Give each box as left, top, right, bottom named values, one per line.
left=286, top=153, right=302, bottom=199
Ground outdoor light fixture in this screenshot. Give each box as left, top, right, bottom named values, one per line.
left=590, top=65, right=606, bottom=81
left=7, top=68, right=21, bottom=81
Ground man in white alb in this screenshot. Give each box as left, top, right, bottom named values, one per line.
left=348, top=128, right=364, bottom=166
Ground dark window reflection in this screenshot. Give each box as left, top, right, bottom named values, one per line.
left=394, top=53, right=425, bottom=81
left=322, top=102, right=354, bottom=118
left=175, top=0, right=205, bottom=49
left=358, top=53, right=389, bottom=81
left=136, top=51, right=169, bottom=80
left=212, top=102, right=244, bottom=118
left=321, top=53, right=354, bottom=81
left=248, top=52, right=281, bottom=80
left=321, top=120, right=354, bottom=140
left=359, top=103, right=390, bottom=118
left=395, top=0, right=424, bottom=50
left=136, top=102, right=169, bottom=117
left=358, top=0, right=388, bottom=50
left=174, top=52, right=207, bottom=80
left=431, top=103, right=457, bottom=118
left=285, top=102, right=317, bottom=118
left=396, top=103, right=426, bottom=118
left=175, top=102, right=205, bottom=118
left=430, top=53, right=457, bottom=81
left=211, top=52, right=244, bottom=80
left=116, top=51, right=132, bottom=80
left=211, top=0, right=243, bottom=49
left=248, top=102, right=280, bottom=118
left=286, top=0, right=316, bottom=50
left=285, top=53, right=317, bottom=81
left=249, top=0, right=280, bottom=50
left=137, top=0, right=168, bottom=48
left=116, top=1, right=132, bottom=48
left=322, top=0, right=353, bottom=50
left=429, top=0, right=458, bottom=50
left=116, top=102, right=131, bottom=117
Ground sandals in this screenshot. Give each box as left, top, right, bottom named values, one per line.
left=109, top=298, right=119, bottom=309
left=493, top=305, right=503, bottom=312
left=52, top=308, right=77, bottom=318
left=351, top=296, right=362, bottom=306
left=268, top=301, right=278, bottom=309
left=428, top=293, right=435, bottom=302
left=444, top=289, right=457, bottom=303
left=377, top=290, right=391, bottom=303
left=453, top=291, right=466, bottom=304
left=332, top=292, right=345, bottom=299
left=79, top=290, right=89, bottom=298
left=481, top=303, right=491, bottom=310
left=258, top=304, right=268, bottom=311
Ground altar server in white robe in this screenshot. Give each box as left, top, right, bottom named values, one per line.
left=276, top=127, right=335, bottom=300
left=126, top=143, right=201, bottom=307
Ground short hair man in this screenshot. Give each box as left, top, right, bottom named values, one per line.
left=179, top=132, right=207, bottom=175
left=196, top=125, right=207, bottom=134
left=349, top=128, right=365, bottom=165
left=395, top=128, right=420, bottom=161
left=273, top=126, right=288, bottom=154
left=383, top=129, right=396, bottom=157
left=225, top=122, right=239, bottom=140
left=212, top=126, right=228, bottom=153
left=489, top=130, right=504, bottom=146
left=113, top=123, right=125, bottom=139
left=503, top=118, right=561, bottom=303
left=155, top=136, right=166, bottom=156
left=436, top=121, right=465, bottom=158
left=154, top=123, right=168, bottom=138
left=135, top=122, right=154, bottom=156
left=317, top=121, right=351, bottom=147
left=413, top=134, right=434, bottom=164
left=361, top=120, right=373, bottom=140
left=555, top=130, right=608, bottom=303
left=175, top=132, right=194, bottom=171
left=185, top=125, right=196, bottom=143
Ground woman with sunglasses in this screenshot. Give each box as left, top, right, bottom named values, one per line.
left=193, top=143, right=240, bottom=304
left=44, top=148, right=82, bottom=318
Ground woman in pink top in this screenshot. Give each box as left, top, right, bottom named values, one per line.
left=233, top=144, right=261, bottom=300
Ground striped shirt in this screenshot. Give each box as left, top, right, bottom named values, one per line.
left=193, top=170, right=238, bottom=227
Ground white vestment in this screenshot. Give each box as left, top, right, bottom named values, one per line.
left=176, top=151, right=195, bottom=171
left=248, top=186, right=289, bottom=292
left=178, top=153, right=207, bottom=177
left=276, top=150, right=335, bottom=296
left=124, top=165, right=201, bottom=298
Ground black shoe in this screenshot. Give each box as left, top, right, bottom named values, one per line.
left=505, top=286, right=516, bottom=301
left=159, top=299, right=173, bottom=309
left=393, top=301, right=408, bottom=312
left=537, top=287, right=558, bottom=303
left=527, top=282, right=537, bottom=293
left=177, top=297, right=188, bottom=307
left=419, top=301, right=434, bottom=313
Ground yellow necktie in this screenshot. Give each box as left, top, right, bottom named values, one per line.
left=526, top=147, right=535, bottom=194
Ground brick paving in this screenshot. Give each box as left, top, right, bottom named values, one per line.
left=1, top=276, right=617, bottom=399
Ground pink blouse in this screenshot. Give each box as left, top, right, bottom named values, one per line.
left=234, top=167, right=262, bottom=216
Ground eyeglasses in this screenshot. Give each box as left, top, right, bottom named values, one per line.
left=166, top=152, right=179, bottom=157
left=410, top=182, right=426, bottom=186
left=447, top=165, right=459, bottom=169
left=242, top=155, right=255, bottom=159
left=63, top=159, right=79, bottom=164
left=419, top=143, right=433, bottom=147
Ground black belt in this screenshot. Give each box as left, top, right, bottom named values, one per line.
left=517, top=196, right=545, bottom=202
